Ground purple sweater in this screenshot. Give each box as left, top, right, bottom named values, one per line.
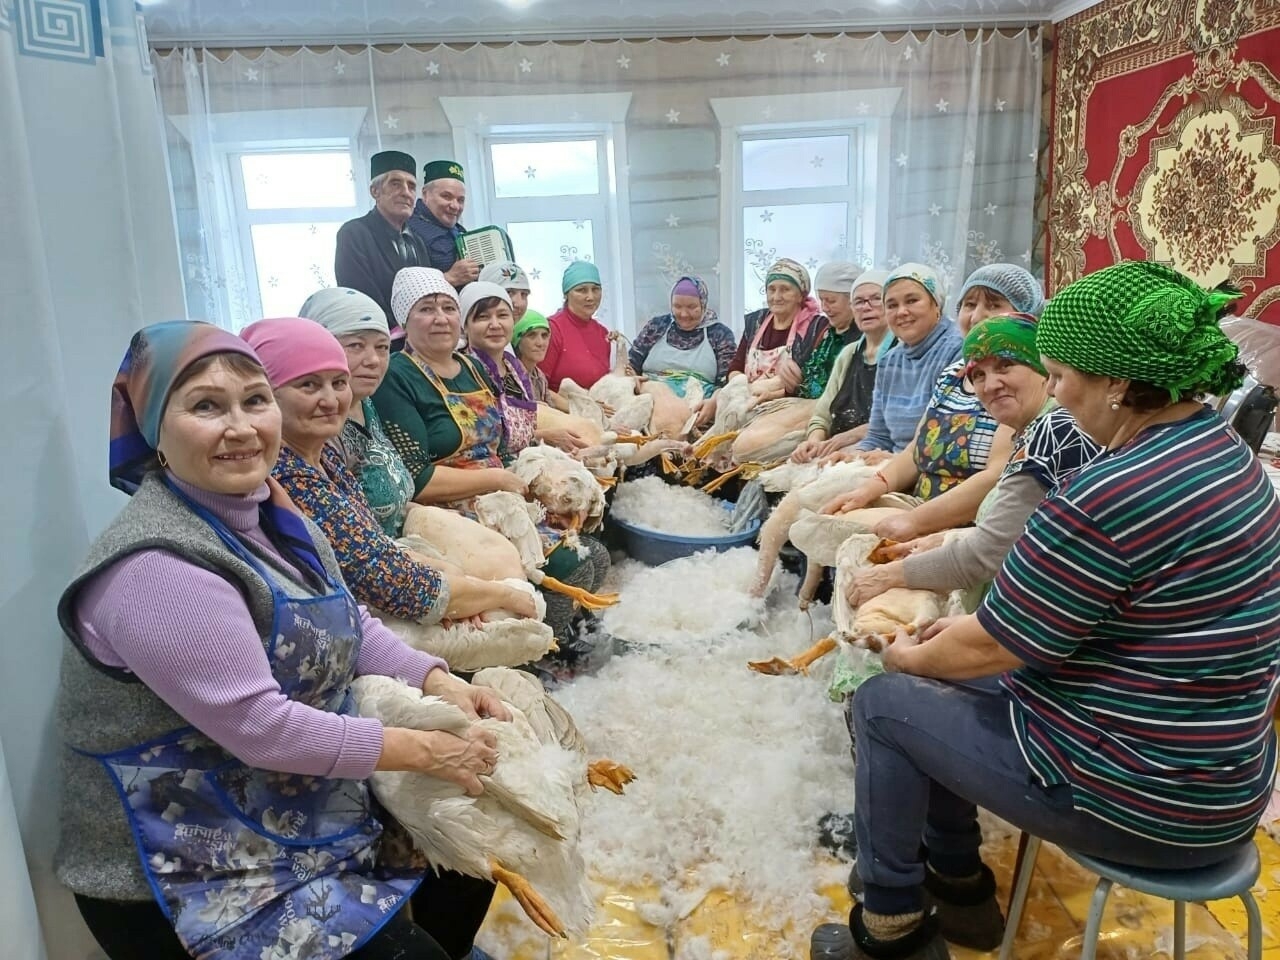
left=74, top=475, right=446, bottom=780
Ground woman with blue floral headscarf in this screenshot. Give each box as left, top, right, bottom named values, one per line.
left=628, top=275, right=737, bottom=397
left=58, top=320, right=507, bottom=960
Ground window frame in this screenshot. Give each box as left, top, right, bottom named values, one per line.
left=711, top=88, right=901, bottom=332
left=440, top=94, right=637, bottom=334
left=168, top=106, right=368, bottom=329
left=222, top=141, right=362, bottom=321
left=482, top=132, right=613, bottom=311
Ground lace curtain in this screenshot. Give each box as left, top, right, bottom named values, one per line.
left=154, top=29, right=1042, bottom=333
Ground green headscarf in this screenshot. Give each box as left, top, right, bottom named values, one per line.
left=963, top=313, right=1046, bottom=376
left=1037, top=261, right=1243, bottom=400
left=512, top=309, right=549, bottom=350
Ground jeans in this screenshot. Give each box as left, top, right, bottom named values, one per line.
left=76, top=868, right=495, bottom=960
left=850, top=672, right=1251, bottom=915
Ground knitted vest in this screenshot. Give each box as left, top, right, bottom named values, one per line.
left=54, top=472, right=344, bottom=901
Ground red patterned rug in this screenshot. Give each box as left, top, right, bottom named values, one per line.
left=1048, top=0, right=1280, bottom=321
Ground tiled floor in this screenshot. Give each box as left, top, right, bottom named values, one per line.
left=480, top=823, right=1280, bottom=958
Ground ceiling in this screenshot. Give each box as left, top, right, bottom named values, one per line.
left=140, top=0, right=1102, bottom=46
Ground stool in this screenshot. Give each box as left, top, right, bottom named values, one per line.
left=998, top=834, right=1262, bottom=960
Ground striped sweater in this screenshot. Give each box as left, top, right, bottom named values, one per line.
left=978, top=408, right=1280, bottom=846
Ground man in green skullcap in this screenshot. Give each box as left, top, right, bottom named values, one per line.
left=334, top=150, right=428, bottom=340
left=407, top=159, right=480, bottom=288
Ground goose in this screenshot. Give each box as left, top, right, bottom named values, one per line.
left=351, top=671, right=634, bottom=938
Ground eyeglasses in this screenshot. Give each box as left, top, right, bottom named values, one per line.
left=852, top=295, right=883, bottom=309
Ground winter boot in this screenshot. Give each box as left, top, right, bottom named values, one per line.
left=847, top=906, right=951, bottom=959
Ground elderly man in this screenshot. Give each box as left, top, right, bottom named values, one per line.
left=407, top=159, right=480, bottom=289
left=334, top=150, right=428, bottom=336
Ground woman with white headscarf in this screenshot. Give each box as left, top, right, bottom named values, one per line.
left=791, top=268, right=896, bottom=463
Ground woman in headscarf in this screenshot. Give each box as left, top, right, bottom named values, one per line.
left=792, top=268, right=895, bottom=462
left=847, top=313, right=1098, bottom=609
left=245, top=316, right=539, bottom=626
left=371, top=268, right=528, bottom=504
left=849, top=262, right=964, bottom=458
left=58, top=321, right=507, bottom=960
left=511, top=310, right=569, bottom=411
left=478, top=259, right=532, bottom=322
left=727, top=257, right=826, bottom=398
left=299, top=286, right=415, bottom=536
left=821, top=262, right=1280, bottom=960
left=628, top=275, right=737, bottom=396
left=540, top=260, right=619, bottom=391
left=462, top=282, right=587, bottom=454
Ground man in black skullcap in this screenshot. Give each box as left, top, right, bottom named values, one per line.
left=407, top=159, right=480, bottom=289
left=334, top=150, right=428, bottom=337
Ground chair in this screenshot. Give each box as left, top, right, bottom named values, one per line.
left=998, top=834, right=1263, bottom=960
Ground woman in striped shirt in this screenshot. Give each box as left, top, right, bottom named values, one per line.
left=823, top=261, right=1280, bottom=960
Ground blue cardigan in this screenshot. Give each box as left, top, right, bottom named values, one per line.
left=855, top=318, right=963, bottom=453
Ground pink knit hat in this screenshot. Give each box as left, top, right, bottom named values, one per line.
left=240, top=317, right=350, bottom=389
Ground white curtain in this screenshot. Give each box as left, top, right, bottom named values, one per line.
left=1, top=0, right=183, bottom=956
left=154, top=29, right=1042, bottom=333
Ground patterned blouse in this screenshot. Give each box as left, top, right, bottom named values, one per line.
left=627, top=316, right=738, bottom=386
left=911, top=360, right=1000, bottom=499
left=525, top=363, right=550, bottom=403
left=272, top=444, right=450, bottom=623
left=331, top=398, right=416, bottom=537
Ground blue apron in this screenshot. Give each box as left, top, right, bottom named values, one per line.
left=85, top=487, right=421, bottom=959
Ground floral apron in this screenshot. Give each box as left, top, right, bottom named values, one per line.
left=911, top=366, right=998, bottom=500
left=744, top=313, right=806, bottom=382
left=408, top=352, right=505, bottom=469
left=641, top=324, right=716, bottom=398
left=82, top=486, right=420, bottom=960
left=407, top=352, right=567, bottom=556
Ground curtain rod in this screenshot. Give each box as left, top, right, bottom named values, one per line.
left=146, top=19, right=1049, bottom=50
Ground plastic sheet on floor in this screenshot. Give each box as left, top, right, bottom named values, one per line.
left=477, top=826, right=1280, bottom=959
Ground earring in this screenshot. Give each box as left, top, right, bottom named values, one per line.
left=157, top=449, right=169, bottom=468
left=1109, top=400, right=1121, bottom=411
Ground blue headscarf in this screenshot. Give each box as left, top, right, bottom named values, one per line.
left=109, top=321, right=261, bottom=494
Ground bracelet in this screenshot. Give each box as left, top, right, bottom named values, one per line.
left=874, top=470, right=890, bottom=490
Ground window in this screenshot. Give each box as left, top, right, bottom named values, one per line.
left=711, top=89, right=900, bottom=329
left=483, top=136, right=613, bottom=321
left=740, top=132, right=866, bottom=314
left=227, top=146, right=361, bottom=323
left=440, top=94, right=635, bottom=333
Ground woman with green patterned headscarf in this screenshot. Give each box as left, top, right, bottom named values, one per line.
left=846, top=313, right=1100, bottom=613
left=822, top=262, right=1280, bottom=960
left=727, top=257, right=824, bottom=395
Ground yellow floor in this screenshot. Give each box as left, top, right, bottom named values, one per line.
left=479, top=821, right=1280, bottom=958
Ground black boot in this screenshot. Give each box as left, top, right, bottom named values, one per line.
left=846, top=905, right=951, bottom=959
left=848, top=859, right=1005, bottom=951
left=921, top=864, right=1005, bottom=951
